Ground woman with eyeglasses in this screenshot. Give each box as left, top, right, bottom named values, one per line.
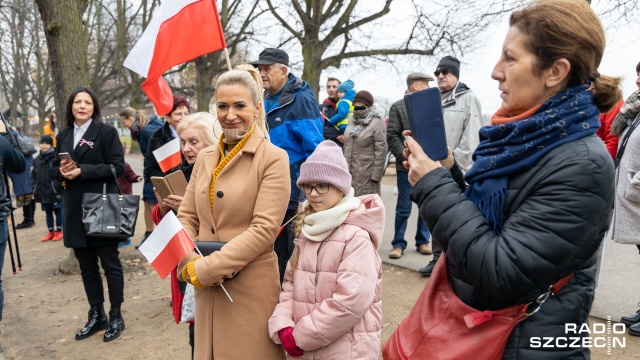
left=269, top=140, right=383, bottom=359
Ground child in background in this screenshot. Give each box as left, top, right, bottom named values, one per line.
left=269, top=140, right=383, bottom=359
left=327, top=80, right=355, bottom=136
left=31, top=135, right=63, bottom=241
left=117, top=144, right=142, bottom=247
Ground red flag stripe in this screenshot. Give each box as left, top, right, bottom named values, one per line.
left=150, top=228, right=195, bottom=279
left=157, top=151, right=182, bottom=173
left=143, top=0, right=226, bottom=114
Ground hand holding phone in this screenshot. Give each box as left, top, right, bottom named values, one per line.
left=58, top=152, right=72, bottom=162
left=404, top=88, right=449, bottom=161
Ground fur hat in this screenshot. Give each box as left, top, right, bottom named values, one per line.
left=40, top=135, right=54, bottom=146
left=297, top=141, right=351, bottom=195
left=354, top=91, right=374, bottom=107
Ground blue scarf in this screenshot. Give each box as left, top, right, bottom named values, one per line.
left=464, top=84, right=600, bottom=235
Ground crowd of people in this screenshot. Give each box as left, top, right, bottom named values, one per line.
left=1, top=0, right=640, bottom=358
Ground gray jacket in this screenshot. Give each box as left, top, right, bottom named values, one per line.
left=343, top=111, right=388, bottom=196
left=442, top=82, right=484, bottom=171
left=612, top=115, right=640, bottom=244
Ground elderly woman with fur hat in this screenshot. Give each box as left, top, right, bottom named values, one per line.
left=343, top=90, right=388, bottom=196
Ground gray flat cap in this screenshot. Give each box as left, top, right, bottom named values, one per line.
left=406, top=72, right=435, bottom=86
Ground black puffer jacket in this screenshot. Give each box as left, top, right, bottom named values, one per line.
left=411, top=135, right=614, bottom=359
left=144, top=120, right=176, bottom=180
left=31, top=149, right=63, bottom=204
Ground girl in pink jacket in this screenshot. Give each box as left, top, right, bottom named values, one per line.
left=269, top=140, right=384, bottom=359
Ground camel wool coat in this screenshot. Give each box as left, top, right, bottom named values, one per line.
left=177, top=128, right=290, bottom=360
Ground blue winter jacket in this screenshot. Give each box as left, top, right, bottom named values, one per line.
left=328, top=89, right=356, bottom=132
left=8, top=130, right=33, bottom=196
left=265, top=73, right=323, bottom=210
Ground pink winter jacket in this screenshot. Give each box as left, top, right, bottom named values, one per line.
left=269, top=194, right=384, bottom=359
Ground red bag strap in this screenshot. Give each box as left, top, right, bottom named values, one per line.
left=464, top=273, right=574, bottom=329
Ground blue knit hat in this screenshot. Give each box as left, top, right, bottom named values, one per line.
left=337, top=80, right=354, bottom=93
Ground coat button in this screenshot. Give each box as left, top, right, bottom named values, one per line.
left=211, top=227, right=215, bottom=235
left=216, top=191, right=224, bottom=198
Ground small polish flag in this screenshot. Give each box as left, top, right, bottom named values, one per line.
left=139, top=211, right=195, bottom=279
left=153, top=138, right=182, bottom=173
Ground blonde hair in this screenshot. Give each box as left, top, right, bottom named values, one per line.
left=176, top=112, right=217, bottom=147
left=119, top=107, right=150, bottom=128
left=215, top=64, right=269, bottom=139
left=510, top=0, right=622, bottom=112
left=290, top=203, right=315, bottom=273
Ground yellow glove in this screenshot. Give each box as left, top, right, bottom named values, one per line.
left=182, top=257, right=205, bottom=289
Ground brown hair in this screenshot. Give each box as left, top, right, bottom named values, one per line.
left=510, top=0, right=621, bottom=112
left=636, top=61, right=640, bottom=75
left=119, top=107, right=150, bottom=128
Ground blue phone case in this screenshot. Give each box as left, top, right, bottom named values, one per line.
left=404, top=88, right=448, bottom=161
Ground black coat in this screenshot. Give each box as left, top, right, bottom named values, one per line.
left=31, top=149, right=63, bottom=204
left=411, top=135, right=615, bottom=359
left=53, top=122, right=124, bottom=248
left=143, top=120, right=175, bottom=181
left=0, top=132, right=26, bottom=216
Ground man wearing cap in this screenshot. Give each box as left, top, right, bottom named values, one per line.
left=387, top=72, right=435, bottom=259
left=252, top=48, right=323, bottom=284
left=418, top=55, right=483, bottom=276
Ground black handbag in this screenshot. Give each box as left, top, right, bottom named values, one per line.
left=194, top=241, right=226, bottom=256
left=81, top=165, right=140, bottom=239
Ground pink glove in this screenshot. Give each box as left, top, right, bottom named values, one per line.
left=278, top=327, right=304, bottom=357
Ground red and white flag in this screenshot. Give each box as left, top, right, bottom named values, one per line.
left=153, top=137, right=182, bottom=173
left=139, top=211, right=195, bottom=280
left=123, top=0, right=227, bottom=115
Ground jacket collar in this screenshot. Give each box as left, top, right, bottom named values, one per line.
left=442, top=81, right=470, bottom=107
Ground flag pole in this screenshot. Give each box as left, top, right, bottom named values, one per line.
left=223, top=48, right=232, bottom=71
left=193, top=244, right=234, bottom=302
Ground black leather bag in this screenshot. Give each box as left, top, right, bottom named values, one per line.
left=81, top=165, right=140, bottom=239
left=194, top=241, right=226, bottom=256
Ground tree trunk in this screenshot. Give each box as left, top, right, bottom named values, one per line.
left=301, top=41, right=323, bottom=100
left=35, top=0, right=91, bottom=273
left=35, top=0, right=90, bottom=129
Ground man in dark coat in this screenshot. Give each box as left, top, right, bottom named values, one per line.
left=0, top=115, right=26, bottom=321
left=387, top=72, right=435, bottom=260
left=319, top=77, right=343, bottom=146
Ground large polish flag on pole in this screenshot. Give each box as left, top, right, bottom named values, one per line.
left=124, top=0, right=227, bottom=115
left=152, top=137, right=182, bottom=172
left=139, top=211, right=196, bottom=280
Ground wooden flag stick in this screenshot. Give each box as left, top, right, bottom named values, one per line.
left=223, top=48, right=232, bottom=71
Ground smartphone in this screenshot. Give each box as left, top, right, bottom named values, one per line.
left=58, top=152, right=72, bottom=161
left=151, top=170, right=188, bottom=200
left=404, top=87, right=449, bottom=161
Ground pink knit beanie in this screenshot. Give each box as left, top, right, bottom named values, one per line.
left=297, top=140, right=352, bottom=195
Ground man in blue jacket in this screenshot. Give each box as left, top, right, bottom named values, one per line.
left=253, top=48, right=323, bottom=284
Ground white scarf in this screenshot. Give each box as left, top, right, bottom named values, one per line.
left=301, top=188, right=361, bottom=242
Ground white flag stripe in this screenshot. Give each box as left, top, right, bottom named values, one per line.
left=138, top=211, right=187, bottom=262
left=152, top=137, right=181, bottom=162
left=123, top=0, right=200, bottom=77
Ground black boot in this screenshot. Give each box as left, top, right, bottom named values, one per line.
left=103, top=306, right=125, bottom=342
left=75, top=305, right=108, bottom=340
left=16, top=202, right=35, bottom=229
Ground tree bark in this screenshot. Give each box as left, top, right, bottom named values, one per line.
left=35, top=0, right=91, bottom=273
left=35, top=0, right=90, bottom=128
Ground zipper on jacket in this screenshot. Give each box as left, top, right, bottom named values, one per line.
left=266, top=96, right=295, bottom=116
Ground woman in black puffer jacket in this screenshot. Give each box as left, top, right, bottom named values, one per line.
left=402, top=0, right=619, bottom=359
